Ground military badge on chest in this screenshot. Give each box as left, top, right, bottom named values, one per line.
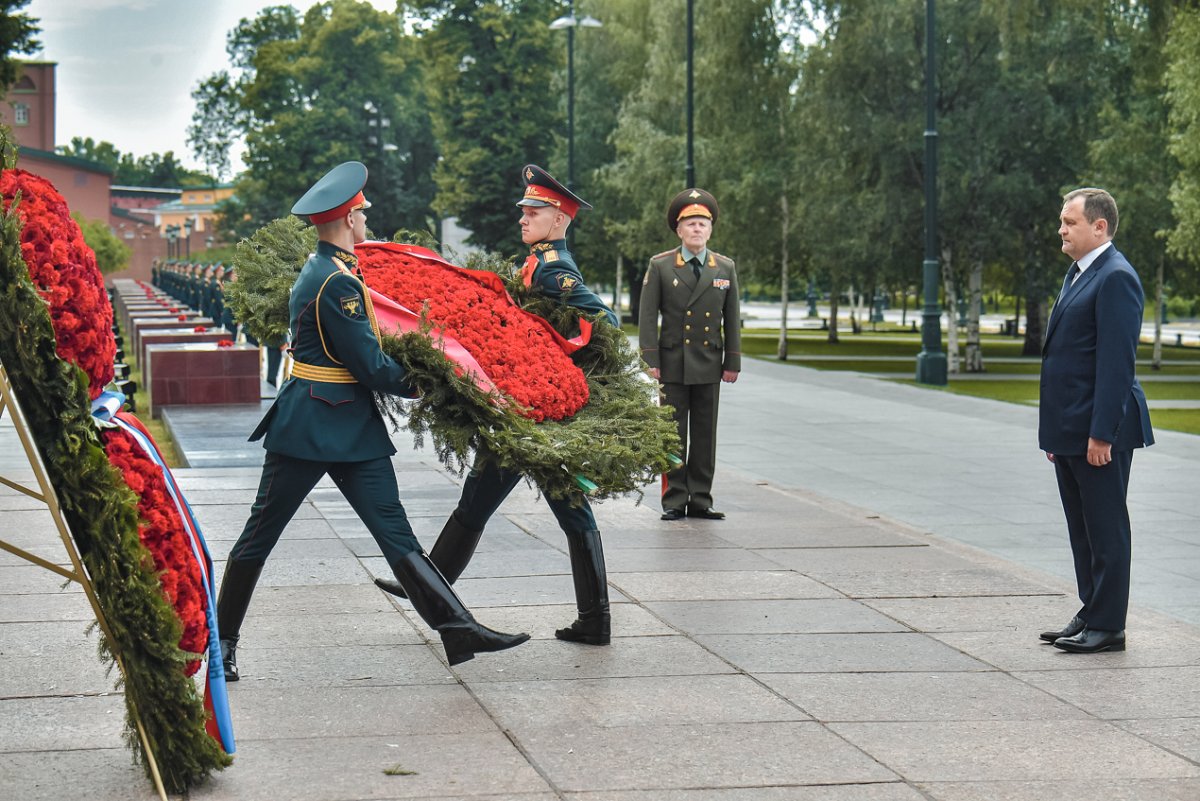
left=340, top=295, right=364, bottom=318
left=713, top=278, right=730, bottom=290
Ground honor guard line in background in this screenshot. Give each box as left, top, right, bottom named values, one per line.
left=0, top=360, right=171, bottom=801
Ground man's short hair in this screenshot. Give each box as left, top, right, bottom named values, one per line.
left=1063, top=187, right=1119, bottom=237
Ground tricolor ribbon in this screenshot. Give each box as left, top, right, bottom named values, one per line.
left=90, top=392, right=236, bottom=754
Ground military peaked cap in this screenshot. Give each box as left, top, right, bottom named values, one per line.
left=292, top=161, right=372, bottom=224
left=516, top=164, right=592, bottom=218
left=667, top=187, right=719, bottom=231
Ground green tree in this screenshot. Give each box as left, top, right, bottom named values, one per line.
left=407, top=0, right=562, bottom=253
left=1166, top=7, right=1200, bottom=267
left=57, top=137, right=209, bottom=187
left=71, top=212, right=130, bottom=275
left=0, top=0, right=38, bottom=91
left=190, top=1, right=437, bottom=239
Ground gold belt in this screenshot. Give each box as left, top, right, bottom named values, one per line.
left=289, top=361, right=357, bottom=384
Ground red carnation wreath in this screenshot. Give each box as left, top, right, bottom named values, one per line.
left=356, top=243, right=589, bottom=422
left=102, top=428, right=209, bottom=674
left=0, top=169, right=115, bottom=398
left=1, top=167, right=209, bottom=672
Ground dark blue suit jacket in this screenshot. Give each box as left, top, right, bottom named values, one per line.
left=1038, top=245, right=1154, bottom=456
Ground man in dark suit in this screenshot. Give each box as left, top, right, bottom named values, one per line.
left=215, top=162, right=527, bottom=679
left=375, top=164, right=617, bottom=648
left=639, top=189, right=741, bottom=521
left=1039, top=187, right=1154, bottom=654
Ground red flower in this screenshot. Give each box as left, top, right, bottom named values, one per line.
left=193, top=326, right=207, bottom=333
left=0, top=169, right=115, bottom=398
left=356, top=244, right=589, bottom=421
left=102, top=427, right=209, bottom=675
left=216, top=339, right=234, bottom=348
left=177, top=315, right=187, bottom=321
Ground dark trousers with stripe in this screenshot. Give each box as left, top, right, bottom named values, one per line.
left=228, top=451, right=422, bottom=567
left=1053, top=449, right=1135, bottom=631
left=455, top=457, right=597, bottom=535
left=661, top=381, right=720, bottom=513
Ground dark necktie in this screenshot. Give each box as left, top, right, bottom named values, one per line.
left=1058, top=262, right=1079, bottom=301
left=689, top=257, right=702, bottom=281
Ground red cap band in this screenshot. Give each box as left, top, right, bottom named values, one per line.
left=523, top=184, right=580, bottom=218
left=309, top=191, right=366, bottom=225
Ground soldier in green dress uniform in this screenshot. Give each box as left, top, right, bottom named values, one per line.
left=375, top=164, right=616, bottom=647
left=215, top=162, right=528, bottom=680
left=638, top=188, right=741, bottom=521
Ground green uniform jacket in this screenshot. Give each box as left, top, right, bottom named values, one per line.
left=639, top=247, right=741, bottom=385
left=528, top=239, right=618, bottom=326
left=249, top=240, right=412, bottom=461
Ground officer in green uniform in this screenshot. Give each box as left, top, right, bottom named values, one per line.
left=215, top=162, right=528, bottom=679
left=375, top=164, right=617, bottom=647
left=639, top=188, right=741, bottom=521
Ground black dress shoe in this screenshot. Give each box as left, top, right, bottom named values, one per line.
left=687, top=507, right=725, bottom=520
left=1039, top=615, right=1085, bottom=643
left=1053, top=628, right=1125, bottom=653
left=661, top=509, right=686, bottom=521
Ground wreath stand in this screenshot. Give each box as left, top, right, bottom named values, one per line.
left=0, top=360, right=169, bottom=801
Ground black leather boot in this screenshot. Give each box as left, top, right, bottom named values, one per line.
left=215, top=558, right=264, bottom=682
left=389, top=551, right=528, bottom=666
left=375, top=511, right=482, bottom=598
left=555, top=529, right=611, bottom=645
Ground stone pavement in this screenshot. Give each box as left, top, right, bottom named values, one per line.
left=2, top=354, right=1199, bottom=800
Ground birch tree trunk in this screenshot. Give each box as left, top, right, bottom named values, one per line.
left=827, top=281, right=840, bottom=344
left=1152, top=255, right=1164, bottom=371
left=777, top=192, right=790, bottom=359
left=614, top=253, right=623, bottom=323
left=941, top=247, right=959, bottom=374
left=964, top=259, right=984, bottom=372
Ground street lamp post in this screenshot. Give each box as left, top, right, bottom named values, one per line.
left=184, top=217, right=194, bottom=260
left=915, top=0, right=947, bottom=385
left=550, top=2, right=602, bottom=194
left=686, top=0, right=694, bottom=187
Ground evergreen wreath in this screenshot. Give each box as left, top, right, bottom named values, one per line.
left=227, top=217, right=679, bottom=501
left=0, top=143, right=229, bottom=791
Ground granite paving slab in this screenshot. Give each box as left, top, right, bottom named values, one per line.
left=759, top=670, right=1091, bottom=722
left=1013, top=665, right=1200, bottom=719
left=360, top=565, right=630, bottom=607
left=236, top=611, right=426, bottom=648
left=225, top=643, right=457, bottom=688
left=604, top=546, right=789, bottom=573
left=831, top=719, right=1200, bottom=782
left=1116, top=718, right=1200, bottom=763
left=645, top=598, right=909, bottom=635
left=566, top=786, right=928, bottom=801
left=0, top=694, right=127, bottom=751
left=472, top=674, right=808, bottom=729
left=0, top=590, right=94, bottom=623
left=695, top=632, right=992, bottom=673
left=0, top=749, right=167, bottom=801
left=931, top=626, right=1200, bottom=672
left=450, top=635, right=738, bottom=683
left=227, top=684, right=499, bottom=740
left=514, top=720, right=897, bottom=792
left=188, top=733, right=551, bottom=801
left=916, top=778, right=1200, bottom=801
left=609, top=570, right=843, bottom=602
left=434, top=602, right=674, bottom=641
left=231, top=583, right=395, bottom=616
left=860, top=594, right=1076, bottom=633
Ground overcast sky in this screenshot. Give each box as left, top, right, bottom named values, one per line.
left=26, top=0, right=397, bottom=173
